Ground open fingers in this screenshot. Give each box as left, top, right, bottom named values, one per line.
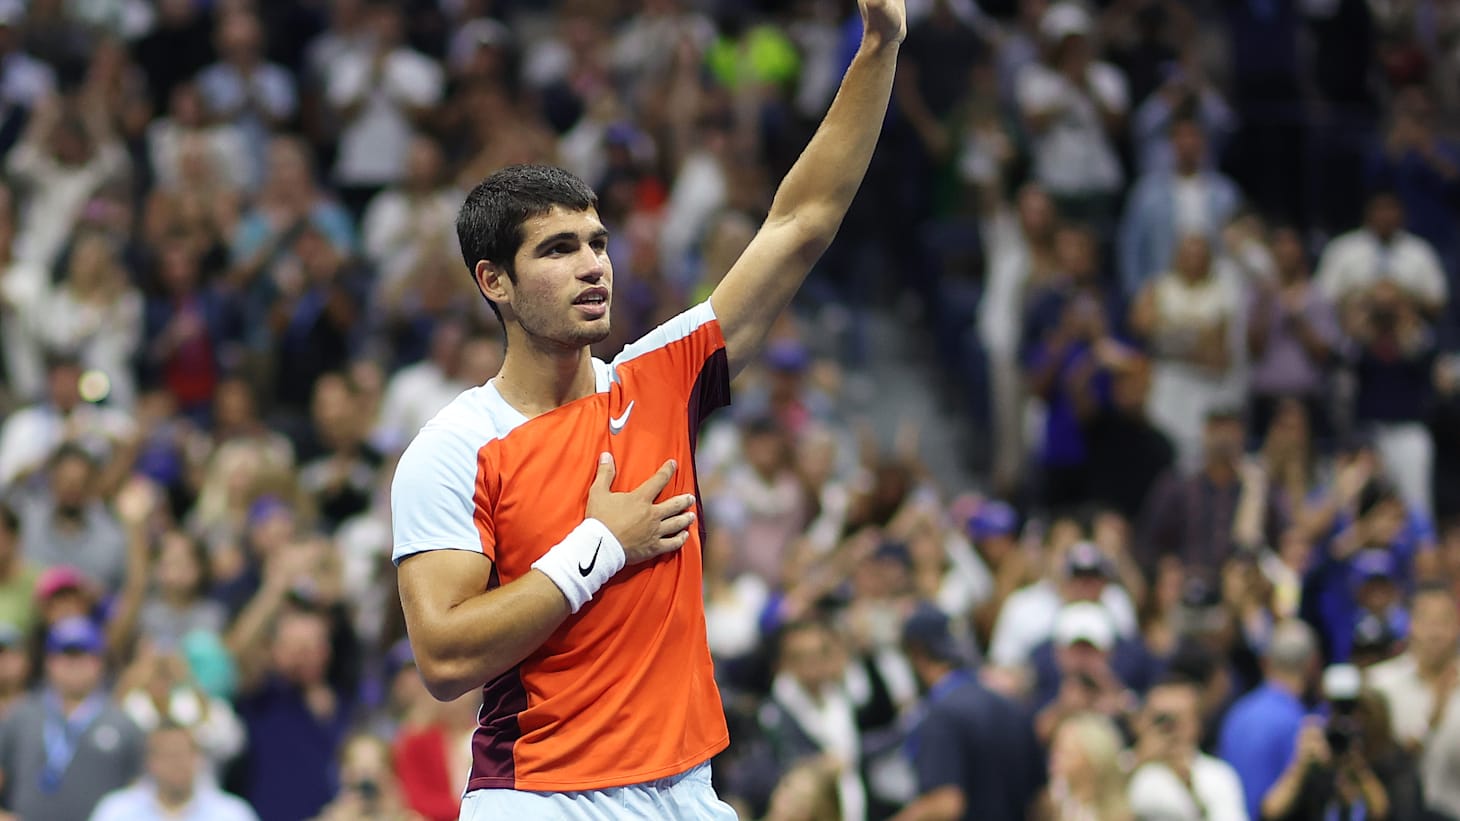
left=633, top=459, right=677, bottom=500
left=651, top=494, right=697, bottom=520
left=657, top=511, right=696, bottom=537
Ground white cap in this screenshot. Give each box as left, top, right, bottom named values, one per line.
left=1054, top=602, right=1116, bottom=652
left=1040, top=2, right=1093, bottom=43
left=1322, top=663, right=1363, bottom=702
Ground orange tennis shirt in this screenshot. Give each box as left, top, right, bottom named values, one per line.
left=390, top=301, right=732, bottom=792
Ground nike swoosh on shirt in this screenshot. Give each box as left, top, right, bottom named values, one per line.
left=579, top=539, right=602, bottom=577
left=609, top=401, right=635, bottom=434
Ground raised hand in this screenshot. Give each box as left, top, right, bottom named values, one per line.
left=858, top=0, right=907, bottom=46
left=586, top=454, right=697, bottom=565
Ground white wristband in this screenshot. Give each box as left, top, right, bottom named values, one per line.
left=531, top=519, right=626, bottom=614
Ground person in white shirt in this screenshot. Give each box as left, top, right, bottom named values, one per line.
left=5, top=95, right=128, bottom=272
left=326, top=0, right=444, bottom=214
left=988, top=540, right=1138, bottom=672
left=89, top=723, right=258, bottom=821
left=360, top=134, right=461, bottom=275
left=1315, top=190, right=1448, bottom=316
left=1366, top=582, right=1460, bottom=819
left=1128, top=678, right=1250, bottom=821
left=0, top=354, right=135, bottom=491
left=1016, top=3, right=1128, bottom=222
left=372, top=321, right=472, bottom=454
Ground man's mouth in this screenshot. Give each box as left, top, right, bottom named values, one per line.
left=573, top=288, right=609, bottom=306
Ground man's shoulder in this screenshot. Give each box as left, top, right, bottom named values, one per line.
left=401, top=385, right=518, bottom=459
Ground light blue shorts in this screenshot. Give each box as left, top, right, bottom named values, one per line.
left=458, top=762, right=739, bottom=820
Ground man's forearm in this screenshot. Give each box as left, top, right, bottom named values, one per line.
left=404, top=570, right=570, bottom=701
left=766, top=35, right=900, bottom=239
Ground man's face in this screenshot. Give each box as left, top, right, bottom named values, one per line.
left=491, top=206, right=613, bottom=350
left=780, top=625, right=844, bottom=694
left=0, top=644, right=30, bottom=689
left=1063, top=572, right=1106, bottom=604
left=1409, top=592, right=1459, bottom=670
left=1170, top=122, right=1205, bottom=172
left=271, top=613, right=332, bottom=685
left=1143, top=683, right=1199, bottom=752
left=50, top=455, right=93, bottom=510
left=1367, top=196, right=1404, bottom=238
left=147, top=728, right=198, bottom=797
left=1202, top=419, right=1244, bottom=466
left=45, top=651, right=103, bottom=699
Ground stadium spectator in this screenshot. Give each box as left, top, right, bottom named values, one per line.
left=1035, top=711, right=1132, bottom=821
left=1130, top=234, right=1246, bottom=470
left=324, top=1, right=444, bottom=217
left=990, top=538, right=1137, bottom=674
left=0, top=617, right=144, bottom=821
left=1127, top=676, right=1248, bottom=821
left=1216, top=618, right=1318, bottom=820
left=1118, top=116, right=1241, bottom=298
left=894, top=603, right=1043, bottom=821
left=1015, top=2, right=1127, bottom=229
left=1367, top=582, right=1460, bottom=818
left=1244, top=226, right=1341, bottom=440
left=88, top=722, right=258, bottom=821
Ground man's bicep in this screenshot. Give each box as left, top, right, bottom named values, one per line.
left=711, top=218, right=826, bottom=376
left=398, top=549, right=495, bottom=633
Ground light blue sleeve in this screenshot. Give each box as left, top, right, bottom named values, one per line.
left=391, top=424, right=494, bottom=565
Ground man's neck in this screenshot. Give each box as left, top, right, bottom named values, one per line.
left=493, top=345, right=597, bottom=417
left=1267, top=672, right=1305, bottom=699
left=155, top=783, right=195, bottom=813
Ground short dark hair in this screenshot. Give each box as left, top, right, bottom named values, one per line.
left=456, top=164, right=598, bottom=321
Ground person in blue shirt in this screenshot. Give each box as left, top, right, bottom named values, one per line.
left=896, top=603, right=1045, bottom=821
left=1217, top=619, right=1319, bottom=821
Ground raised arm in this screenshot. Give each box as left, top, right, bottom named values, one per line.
left=710, top=0, right=905, bottom=377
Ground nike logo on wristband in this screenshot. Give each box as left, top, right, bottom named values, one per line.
left=579, top=539, right=602, bottom=577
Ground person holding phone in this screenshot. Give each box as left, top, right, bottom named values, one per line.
left=1128, top=677, right=1249, bottom=821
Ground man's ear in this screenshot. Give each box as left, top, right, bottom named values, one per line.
left=476, top=260, right=512, bottom=306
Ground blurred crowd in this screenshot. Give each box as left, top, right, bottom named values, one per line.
left=0, top=0, right=1457, bottom=819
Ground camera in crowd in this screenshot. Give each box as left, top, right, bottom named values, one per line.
left=1322, top=664, right=1363, bottom=759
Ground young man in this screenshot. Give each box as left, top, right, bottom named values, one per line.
left=390, top=1, right=906, bottom=817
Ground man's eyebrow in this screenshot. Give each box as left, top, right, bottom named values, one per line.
left=532, top=232, right=580, bottom=254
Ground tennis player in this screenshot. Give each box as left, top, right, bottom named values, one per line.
left=391, top=1, right=905, bottom=816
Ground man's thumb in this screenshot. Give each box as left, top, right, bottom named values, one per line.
left=591, top=452, right=615, bottom=492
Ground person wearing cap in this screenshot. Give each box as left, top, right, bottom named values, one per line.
left=964, top=500, right=1021, bottom=640
left=1349, top=613, right=1399, bottom=669
left=1031, top=602, right=1150, bottom=744
left=0, top=617, right=144, bottom=821
left=1311, top=477, right=1430, bottom=663
left=988, top=540, right=1138, bottom=675
left=894, top=602, right=1044, bottom=821
left=88, top=722, right=259, bottom=821
left=1216, top=619, right=1319, bottom=821
left=1015, top=1, right=1128, bottom=227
